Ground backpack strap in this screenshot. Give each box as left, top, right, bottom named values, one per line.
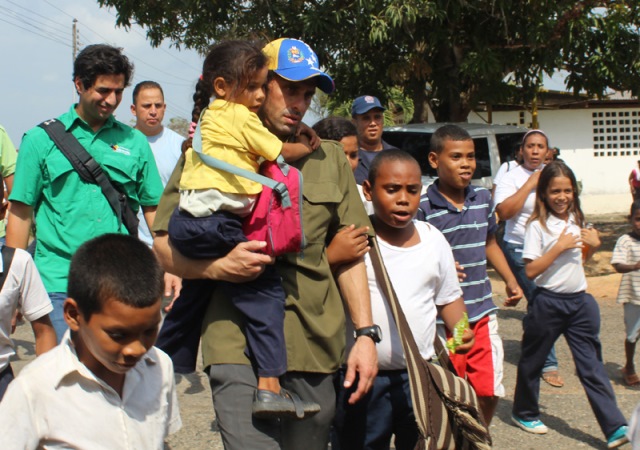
left=0, top=246, right=16, bottom=292
left=191, top=116, right=292, bottom=208
left=38, top=119, right=139, bottom=236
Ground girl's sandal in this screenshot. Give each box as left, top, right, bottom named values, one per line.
left=541, top=370, right=564, bottom=388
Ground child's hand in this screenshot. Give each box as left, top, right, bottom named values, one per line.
left=455, top=261, right=466, bottom=283
left=580, top=226, right=601, bottom=250
left=503, top=280, right=523, bottom=307
left=555, top=226, right=582, bottom=252
left=327, top=225, right=370, bottom=268
left=297, top=123, right=321, bottom=151
left=454, top=328, right=475, bottom=355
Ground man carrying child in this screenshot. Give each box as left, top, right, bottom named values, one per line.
left=152, top=38, right=377, bottom=450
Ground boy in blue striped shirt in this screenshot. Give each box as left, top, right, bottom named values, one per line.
left=419, top=124, right=522, bottom=424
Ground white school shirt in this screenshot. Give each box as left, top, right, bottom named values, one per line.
left=522, top=214, right=587, bottom=294
left=0, top=332, right=181, bottom=450
left=493, top=164, right=539, bottom=245
left=345, top=222, right=462, bottom=370
left=0, top=247, right=52, bottom=372
left=611, top=234, right=640, bottom=305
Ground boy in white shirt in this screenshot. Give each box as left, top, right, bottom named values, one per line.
left=332, top=149, right=474, bottom=450
left=0, top=234, right=181, bottom=449
left=0, top=174, right=56, bottom=399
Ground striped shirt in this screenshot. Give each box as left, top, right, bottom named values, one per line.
left=419, top=182, right=498, bottom=322
left=612, top=233, right=640, bottom=305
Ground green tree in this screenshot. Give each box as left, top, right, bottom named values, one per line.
left=99, top=0, right=640, bottom=122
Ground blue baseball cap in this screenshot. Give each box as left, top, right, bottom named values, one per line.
left=351, top=95, right=385, bottom=116
left=263, top=38, right=335, bottom=94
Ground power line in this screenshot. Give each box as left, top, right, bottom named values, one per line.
left=5, top=0, right=70, bottom=35
left=42, top=0, right=75, bottom=19
left=103, top=8, right=201, bottom=72
left=0, top=16, right=70, bottom=48
left=3, top=6, right=70, bottom=43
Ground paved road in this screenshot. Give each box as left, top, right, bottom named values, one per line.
left=10, top=273, right=638, bottom=449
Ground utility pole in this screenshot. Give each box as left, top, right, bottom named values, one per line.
left=72, top=19, right=79, bottom=102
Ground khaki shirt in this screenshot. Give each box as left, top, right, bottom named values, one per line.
left=154, top=140, right=373, bottom=373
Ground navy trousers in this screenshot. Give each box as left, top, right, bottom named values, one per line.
left=158, top=208, right=287, bottom=377
left=0, top=364, right=13, bottom=400
left=332, top=369, right=418, bottom=450
left=512, top=288, right=627, bottom=437
left=501, top=240, right=559, bottom=372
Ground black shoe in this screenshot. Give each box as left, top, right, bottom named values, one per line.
left=252, top=388, right=321, bottom=419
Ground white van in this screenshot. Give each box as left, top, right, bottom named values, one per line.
left=383, top=123, right=528, bottom=189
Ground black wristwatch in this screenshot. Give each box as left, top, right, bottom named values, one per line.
left=354, top=325, right=382, bottom=344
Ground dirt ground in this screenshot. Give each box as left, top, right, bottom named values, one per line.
left=9, top=214, right=639, bottom=449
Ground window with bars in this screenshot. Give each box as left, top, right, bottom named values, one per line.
left=592, top=110, right=640, bottom=155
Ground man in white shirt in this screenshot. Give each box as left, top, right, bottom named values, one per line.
left=130, top=81, right=184, bottom=246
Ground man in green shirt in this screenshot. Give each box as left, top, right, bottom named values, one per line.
left=153, top=38, right=378, bottom=449
left=6, top=44, right=163, bottom=342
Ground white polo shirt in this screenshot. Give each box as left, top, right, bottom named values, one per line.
left=522, top=214, right=587, bottom=294
left=493, top=165, right=539, bottom=245
left=0, top=247, right=52, bottom=372
left=0, top=332, right=181, bottom=449
left=346, top=222, right=462, bottom=370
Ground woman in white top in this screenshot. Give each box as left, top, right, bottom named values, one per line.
left=493, top=129, right=563, bottom=387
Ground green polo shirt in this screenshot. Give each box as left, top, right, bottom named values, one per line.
left=10, top=105, right=163, bottom=293
left=0, top=125, right=18, bottom=238
left=0, top=126, right=17, bottom=178
left=154, top=140, right=374, bottom=373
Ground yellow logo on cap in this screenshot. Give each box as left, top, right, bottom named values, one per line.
left=287, top=46, right=305, bottom=64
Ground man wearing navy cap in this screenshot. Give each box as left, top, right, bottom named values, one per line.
left=352, top=95, right=398, bottom=185
left=151, top=38, right=378, bottom=450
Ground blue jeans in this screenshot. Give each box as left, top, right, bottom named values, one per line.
left=332, top=369, right=418, bottom=450
left=501, top=240, right=558, bottom=373
left=48, top=292, right=68, bottom=344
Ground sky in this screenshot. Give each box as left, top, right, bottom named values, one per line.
left=0, top=0, right=204, bottom=145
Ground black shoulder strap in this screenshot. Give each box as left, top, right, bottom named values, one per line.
left=38, top=119, right=138, bottom=236
left=0, top=246, right=16, bottom=292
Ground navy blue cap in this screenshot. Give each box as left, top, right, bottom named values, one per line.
left=351, top=95, right=385, bottom=116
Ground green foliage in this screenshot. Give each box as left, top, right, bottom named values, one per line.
left=98, top=0, right=640, bottom=122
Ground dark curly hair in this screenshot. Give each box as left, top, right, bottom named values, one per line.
left=190, top=40, right=267, bottom=125
left=73, top=44, right=133, bottom=90
left=312, top=117, right=357, bottom=142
